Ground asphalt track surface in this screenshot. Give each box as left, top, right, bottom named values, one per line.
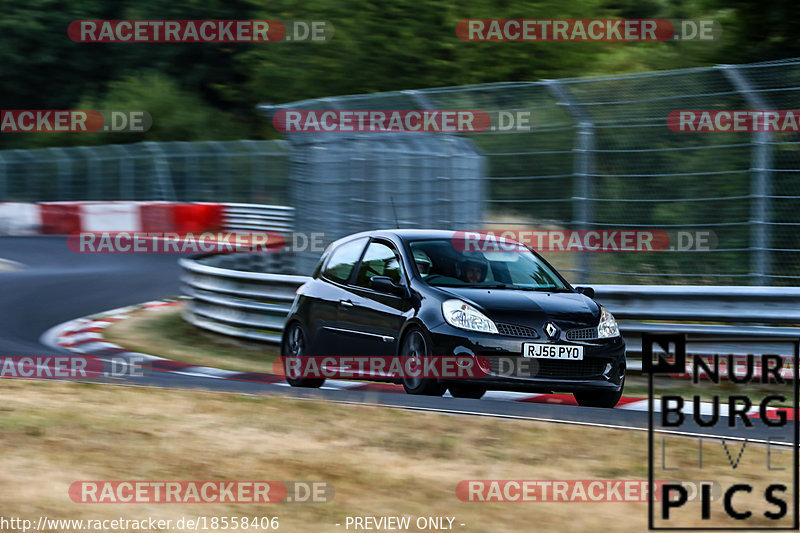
left=1, top=236, right=795, bottom=445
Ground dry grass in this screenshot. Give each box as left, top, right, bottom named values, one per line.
left=103, top=306, right=280, bottom=374
left=0, top=380, right=792, bottom=532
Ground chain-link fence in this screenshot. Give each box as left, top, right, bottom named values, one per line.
left=2, top=58, right=799, bottom=285
left=265, top=58, right=800, bottom=285
left=0, top=140, right=290, bottom=205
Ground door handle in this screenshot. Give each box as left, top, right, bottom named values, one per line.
left=339, top=299, right=354, bottom=308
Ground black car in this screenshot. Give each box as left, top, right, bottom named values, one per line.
left=281, top=229, right=626, bottom=407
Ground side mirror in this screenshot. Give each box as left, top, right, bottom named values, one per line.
left=370, top=276, right=406, bottom=296
left=575, top=286, right=595, bottom=299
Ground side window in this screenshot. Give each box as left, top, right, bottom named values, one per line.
left=322, top=238, right=367, bottom=284
left=355, top=241, right=405, bottom=288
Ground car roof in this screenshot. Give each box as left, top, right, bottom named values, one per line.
left=330, top=229, right=529, bottom=249
left=332, top=229, right=457, bottom=244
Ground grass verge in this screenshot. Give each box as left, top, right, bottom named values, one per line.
left=1, top=380, right=792, bottom=531
left=103, top=305, right=279, bottom=374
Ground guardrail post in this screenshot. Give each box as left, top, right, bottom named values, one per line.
left=545, top=80, right=595, bottom=284
left=720, top=65, right=773, bottom=286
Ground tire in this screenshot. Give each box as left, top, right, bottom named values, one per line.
left=282, top=322, right=325, bottom=388
left=448, top=384, right=487, bottom=399
left=573, top=378, right=624, bottom=408
left=399, top=327, right=446, bottom=396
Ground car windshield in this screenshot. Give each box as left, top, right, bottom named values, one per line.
left=408, top=238, right=570, bottom=291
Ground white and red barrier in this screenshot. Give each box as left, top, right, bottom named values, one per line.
left=0, top=201, right=224, bottom=235
left=0, top=202, right=42, bottom=234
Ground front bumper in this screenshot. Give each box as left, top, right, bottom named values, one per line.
left=427, top=322, right=626, bottom=393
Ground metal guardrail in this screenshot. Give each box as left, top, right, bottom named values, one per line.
left=179, top=255, right=800, bottom=358
left=180, top=255, right=307, bottom=343
left=592, top=285, right=800, bottom=324
left=222, top=203, right=294, bottom=232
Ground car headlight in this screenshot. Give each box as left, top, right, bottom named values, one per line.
left=597, top=306, right=620, bottom=338
left=442, top=299, right=498, bottom=334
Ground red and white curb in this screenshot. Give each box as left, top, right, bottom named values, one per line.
left=39, top=300, right=794, bottom=418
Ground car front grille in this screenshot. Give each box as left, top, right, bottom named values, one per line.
left=484, top=356, right=608, bottom=379
left=496, top=323, right=539, bottom=338
left=565, top=327, right=598, bottom=340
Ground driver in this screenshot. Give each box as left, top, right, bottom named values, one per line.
left=460, top=258, right=487, bottom=283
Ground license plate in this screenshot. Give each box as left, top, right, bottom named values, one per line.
left=523, top=343, right=584, bottom=360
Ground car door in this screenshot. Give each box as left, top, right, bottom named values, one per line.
left=336, top=239, right=411, bottom=358
left=307, top=236, right=369, bottom=355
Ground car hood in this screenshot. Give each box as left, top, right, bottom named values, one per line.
left=435, top=287, right=600, bottom=329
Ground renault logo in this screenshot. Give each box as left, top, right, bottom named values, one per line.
left=545, top=322, right=559, bottom=339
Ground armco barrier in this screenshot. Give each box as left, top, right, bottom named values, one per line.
left=179, top=254, right=800, bottom=357
left=180, top=254, right=308, bottom=343
left=223, top=203, right=294, bottom=232
left=593, top=285, right=800, bottom=324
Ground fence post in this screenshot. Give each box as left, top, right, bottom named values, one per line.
left=76, top=146, right=101, bottom=200
left=0, top=153, right=6, bottom=201
left=143, top=142, right=176, bottom=201
left=545, top=80, right=595, bottom=284
left=242, top=139, right=262, bottom=201
left=208, top=141, right=231, bottom=201
left=14, top=150, right=36, bottom=201
left=112, top=144, right=134, bottom=200
left=720, top=64, right=773, bottom=285
left=47, top=147, right=71, bottom=200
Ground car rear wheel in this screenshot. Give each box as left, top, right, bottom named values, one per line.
left=400, top=328, right=446, bottom=396
left=573, top=378, right=624, bottom=408
left=282, top=322, right=325, bottom=388
left=448, top=384, right=486, bottom=399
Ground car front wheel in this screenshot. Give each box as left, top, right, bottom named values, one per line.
left=400, top=327, right=446, bottom=396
